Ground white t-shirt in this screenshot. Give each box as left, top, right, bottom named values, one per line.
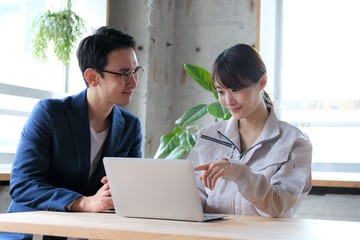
left=67, top=126, right=109, bottom=240
left=89, top=126, right=109, bottom=179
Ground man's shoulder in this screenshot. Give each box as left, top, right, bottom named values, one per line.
left=36, top=96, right=73, bottom=112
left=36, top=91, right=86, bottom=111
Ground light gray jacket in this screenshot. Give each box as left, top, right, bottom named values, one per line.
left=188, top=109, right=312, bottom=218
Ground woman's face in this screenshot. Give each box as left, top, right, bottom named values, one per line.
left=215, top=77, right=265, bottom=120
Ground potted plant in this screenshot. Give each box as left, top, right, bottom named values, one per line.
left=32, top=0, right=85, bottom=66
left=154, top=64, right=231, bottom=159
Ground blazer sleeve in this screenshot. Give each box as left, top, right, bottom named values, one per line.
left=10, top=100, right=82, bottom=211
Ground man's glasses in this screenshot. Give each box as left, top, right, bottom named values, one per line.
left=95, top=66, right=144, bottom=83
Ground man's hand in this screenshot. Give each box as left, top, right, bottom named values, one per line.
left=194, top=159, right=230, bottom=190
left=70, top=176, right=114, bottom=212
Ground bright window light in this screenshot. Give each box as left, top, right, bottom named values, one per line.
left=261, top=0, right=360, bottom=164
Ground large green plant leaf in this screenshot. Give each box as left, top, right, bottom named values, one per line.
left=207, top=102, right=231, bottom=120
left=165, top=146, right=187, bottom=159
left=211, top=88, right=219, bottom=100
left=166, top=131, right=196, bottom=159
left=154, top=127, right=183, bottom=158
left=154, top=128, right=196, bottom=159
left=179, top=131, right=196, bottom=151
left=184, top=64, right=213, bottom=93
left=175, top=104, right=208, bottom=127
left=184, top=64, right=219, bottom=99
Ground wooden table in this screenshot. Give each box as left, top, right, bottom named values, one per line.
left=0, top=211, right=359, bottom=240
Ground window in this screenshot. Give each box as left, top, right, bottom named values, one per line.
left=0, top=0, right=106, bottom=162
left=260, top=0, right=360, bottom=164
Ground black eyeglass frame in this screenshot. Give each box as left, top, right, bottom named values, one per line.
left=94, top=66, right=144, bottom=83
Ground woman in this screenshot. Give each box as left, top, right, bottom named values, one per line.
left=188, top=44, right=312, bottom=218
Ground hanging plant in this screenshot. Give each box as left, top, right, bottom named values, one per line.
left=32, top=0, right=85, bottom=65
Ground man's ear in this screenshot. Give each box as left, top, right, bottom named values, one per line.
left=258, top=74, right=267, bottom=90
left=84, top=68, right=99, bottom=87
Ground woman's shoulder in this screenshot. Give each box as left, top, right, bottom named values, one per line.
left=279, top=120, right=311, bottom=143
left=268, top=109, right=310, bottom=141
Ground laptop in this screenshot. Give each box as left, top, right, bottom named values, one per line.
left=103, top=157, right=226, bottom=222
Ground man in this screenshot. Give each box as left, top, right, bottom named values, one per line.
left=3, top=26, right=143, bottom=239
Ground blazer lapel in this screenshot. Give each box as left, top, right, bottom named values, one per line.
left=102, top=106, right=125, bottom=157
left=65, top=90, right=91, bottom=191
left=88, top=106, right=125, bottom=194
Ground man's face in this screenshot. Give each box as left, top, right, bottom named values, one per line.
left=97, top=48, right=140, bottom=107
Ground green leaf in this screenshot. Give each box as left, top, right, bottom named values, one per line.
left=184, top=64, right=213, bottom=93
left=165, top=146, right=187, bottom=159
left=175, top=104, right=208, bottom=127
left=167, top=131, right=196, bottom=159
left=178, top=131, right=196, bottom=151
left=154, top=128, right=196, bottom=159
left=207, top=101, right=231, bottom=120
left=211, top=88, right=219, bottom=100
left=154, top=128, right=184, bottom=159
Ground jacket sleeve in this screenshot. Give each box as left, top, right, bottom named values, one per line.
left=225, top=136, right=312, bottom=217
left=188, top=148, right=208, bottom=210
left=10, top=101, right=82, bottom=211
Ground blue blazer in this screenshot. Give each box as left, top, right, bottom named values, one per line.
left=8, top=89, right=142, bottom=213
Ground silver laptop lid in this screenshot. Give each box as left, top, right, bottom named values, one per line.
left=104, top=157, right=205, bottom=222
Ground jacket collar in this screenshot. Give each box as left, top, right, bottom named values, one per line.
left=66, top=90, right=91, bottom=189
left=218, top=109, right=280, bottom=155
left=101, top=106, right=125, bottom=157
left=256, top=109, right=281, bottom=143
